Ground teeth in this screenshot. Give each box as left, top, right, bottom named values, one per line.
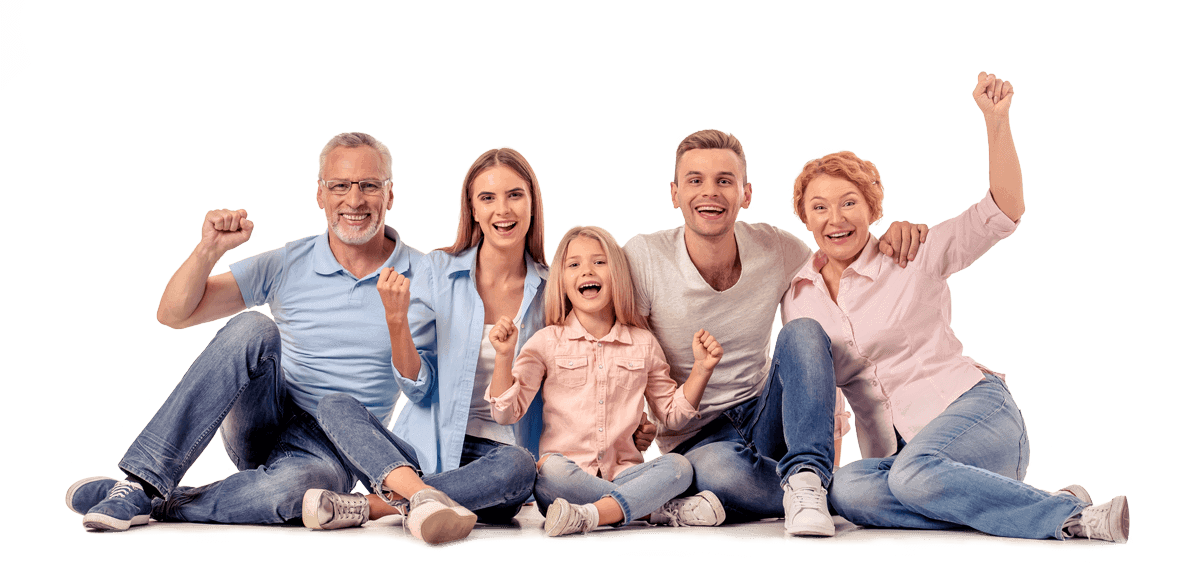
left=495, top=222, right=516, bottom=229
left=829, top=231, right=851, bottom=238
left=578, top=282, right=601, bottom=293
left=698, top=207, right=724, bottom=213
left=343, top=214, right=368, bottom=221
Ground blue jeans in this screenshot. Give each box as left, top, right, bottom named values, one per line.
left=828, top=375, right=1086, bottom=540
left=674, top=318, right=837, bottom=523
left=316, top=393, right=536, bottom=525
left=533, top=453, right=692, bottom=526
left=119, top=312, right=356, bottom=524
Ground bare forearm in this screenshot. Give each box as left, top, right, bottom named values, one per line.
left=986, top=116, right=1024, bottom=222
left=157, top=244, right=225, bottom=328
left=681, top=365, right=713, bottom=408
left=488, top=352, right=515, bottom=399
left=389, top=318, right=421, bottom=380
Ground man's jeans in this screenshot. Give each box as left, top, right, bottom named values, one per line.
left=674, top=318, right=837, bottom=523
left=316, top=393, right=536, bottom=524
left=118, top=312, right=355, bottom=524
left=533, top=453, right=692, bottom=526
left=829, top=374, right=1086, bottom=539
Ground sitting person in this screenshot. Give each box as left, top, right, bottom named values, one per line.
left=782, top=72, right=1129, bottom=542
left=489, top=226, right=726, bottom=536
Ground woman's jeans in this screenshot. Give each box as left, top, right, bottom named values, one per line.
left=533, top=453, right=693, bottom=526
left=829, top=374, right=1087, bottom=539
left=316, top=393, right=536, bottom=524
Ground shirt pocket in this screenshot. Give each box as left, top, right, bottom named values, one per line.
left=613, top=357, right=647, bottom=390
left=553, top=355, right=589, bottom=387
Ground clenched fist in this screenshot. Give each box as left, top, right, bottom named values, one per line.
left=201, top=209, right=253, bottom=255
left=377, top=267, right=411, bottom=325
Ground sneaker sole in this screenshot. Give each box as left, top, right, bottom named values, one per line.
left=65, top=476, right=114, bottom=515
left=409, top=503, right=476, bottom=544
left=1109, top=495, right=1130, bottom=543
left=82, top=511, right=149, bottom=532
left=301, top=489, right=328, bottom=530
left=785, top=520, right=835, bottom=537
left=544, top=498, right=572, bottom=537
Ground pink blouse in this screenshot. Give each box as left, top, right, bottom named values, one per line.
left=782, top=192, right=1018, bottom=459
left=489, top=312, right=699, bottom=480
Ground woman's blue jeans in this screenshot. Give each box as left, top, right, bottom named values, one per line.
left=315, top=393, right=536, bottom=524
left=532, top=453, right=693, bottom=526
left=829, top=374, right=1087, bottom=540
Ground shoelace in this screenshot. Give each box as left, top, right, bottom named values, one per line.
left=1080, top=505, right=1109, bottom=540
left=555, top=504, right=591, bottom=535
left=787, top=486, right=823, bottom=510
left=106, top=481, right=141, bottom=500
left=331, top=494, right=368, bottom=521
left=659, top=499, right=686, bottom=527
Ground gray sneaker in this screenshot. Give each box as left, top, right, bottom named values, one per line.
left=302, top=489, right=370, bottom=530
left=544, top=498, right=597, bottom=537
left=406, top=488, right=476, bottom=544
left=783, top=471, right=834, bottom=537
left=649, top=490, right=726, bottom=527
left=1066, top=495, right=1130, bottom=543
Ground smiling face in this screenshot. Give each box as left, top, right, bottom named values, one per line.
left=671, top=148, right=752, bottom=241
left=561, top=236, right=615, bottom=325
left=317, top=145, right=393, bottom=247
left=471, top=165, right=531, bottom=256
left=802, top=174, right=873, bottom=267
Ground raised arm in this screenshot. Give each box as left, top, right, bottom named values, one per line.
left=157, top=209, right=252, bottom=329
left=974, top=71, right=1023, bottom=222
left=378, top=267, right=420, bottom=379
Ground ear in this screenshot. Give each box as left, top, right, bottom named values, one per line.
left=741, top=182, right=753, bottom=209
left=670, top=181, right=681, bottom=209
left=316, top=184, right=325, bottom=209
left=385, top=184, right=394, bottom=211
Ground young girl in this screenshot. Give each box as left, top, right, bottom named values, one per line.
left=488, top=226, right=725, bottom=536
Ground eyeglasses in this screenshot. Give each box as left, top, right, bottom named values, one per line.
left=319, top=179, right=390, bottom=196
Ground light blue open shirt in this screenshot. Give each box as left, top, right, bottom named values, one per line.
left=390, top=245, right=547, bottom=473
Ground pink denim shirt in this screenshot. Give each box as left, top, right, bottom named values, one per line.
left=489, top=312, right=699, bottom=480
left=783, top=192, right=1018, bottom=459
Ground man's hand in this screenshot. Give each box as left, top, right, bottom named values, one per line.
left=973, top=71, right=1013, bottom=121
left=692, top=329, right=724, bottom=372
left=201, top=209, right=253, bottom=255
left=633, top=412, right=657, bottom=452
left=878, top=221, right=929, bottom=268
left=488, top=316, right=518, bottom=357
left=377, top=267, right=411, bottom=326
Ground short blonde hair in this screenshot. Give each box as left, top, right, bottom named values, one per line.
left=545, top=226, right=647, bottom=330
left=794, top=151, right=884, bottom=224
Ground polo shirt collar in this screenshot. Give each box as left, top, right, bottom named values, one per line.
left=313, top=225, right=410, bottom=277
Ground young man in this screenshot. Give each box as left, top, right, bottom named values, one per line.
left=65, top=133, right=524, bottom=544
left=624, top=130, right=926, bottom=536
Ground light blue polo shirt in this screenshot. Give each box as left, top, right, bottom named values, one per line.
left=230, top=226, right=421, bottom=423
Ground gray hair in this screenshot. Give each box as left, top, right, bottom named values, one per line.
left=318, top=132, right=392, bottom=179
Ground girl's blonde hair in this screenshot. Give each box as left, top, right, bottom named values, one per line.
left=545, top=226, right=647, bottom=330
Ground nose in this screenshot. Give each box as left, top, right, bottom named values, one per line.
left=344, top=183, right=367, bottom=206
left=830, top=206, right=845, bottom=224
left=496, top=195, right=512, bottom=216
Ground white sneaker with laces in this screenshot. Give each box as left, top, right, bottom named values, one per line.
left=1065, top=495, right=1129, bottom=543
left=405, top=488, right=477, bottom=545
left=649, top=490, right=726, bottom=527
left=783, top=471, right=834, bottom=537
left=301, top=489, right=370, bottom=530
left=544, top=498, right=598, bottom=537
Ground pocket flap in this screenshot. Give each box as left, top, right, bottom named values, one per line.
left=615, top=358, right=645, bottom=371
left=554, top=356, right=588, bottom=370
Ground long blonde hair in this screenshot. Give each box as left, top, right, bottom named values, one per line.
left=440, top=148, right=547, bottom=265
left=545, top=226, right=647, bottom=330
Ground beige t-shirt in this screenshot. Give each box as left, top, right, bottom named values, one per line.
left=623, top=222, right=810, bottom=452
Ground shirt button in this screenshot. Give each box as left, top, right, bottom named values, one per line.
left=598, top=364, right=604, bottom=370
left=599, top=399, right=604, bottom=404
left=597, top=342, right=602, bottom=347
left=598, top=427, right=604, bottom=433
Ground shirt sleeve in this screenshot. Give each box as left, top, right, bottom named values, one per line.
left=489, top=328, right=549, bottom=425
left=915, top=191, right=1020, bottom=279
left=395, top=254, right=439, bottom=403
left=229, top=247, right=285, bottom=308
left=642, top=334, right=700, bottom=430
left=775, top=226, right=813, bottom=279
left=622, top=235, right=653, bottom=318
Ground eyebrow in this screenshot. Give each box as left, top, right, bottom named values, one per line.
left=684, top=171, right=738, bottom=178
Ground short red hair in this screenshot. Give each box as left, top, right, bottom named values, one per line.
left=793, top=151, right=884, bottom=224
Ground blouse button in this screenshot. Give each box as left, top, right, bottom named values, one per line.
left=598, top=427, right=604, bottom=433
left=599, top=399, right=604, bottom=404
left=568, top=361, right=574, bottom=367
left=598, top=364, right=604, bottom=370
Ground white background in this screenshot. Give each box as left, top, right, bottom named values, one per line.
left=3, top=1, right=1192, bottom=570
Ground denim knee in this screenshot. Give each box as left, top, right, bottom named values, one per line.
left=223, top=311, right=280, bottom=346
left=492, top=445, right=537, bottom=490
left=659, top=453, right=694, bottom=486
left=686, top=441, right=745, bottom=496
left=887, top=452, right=946, bottom=510
left=317, top=392, right=361, bottom=419
left=828, top=458, right=886, bottom=521
left=776, top=318, right=831, bottom=361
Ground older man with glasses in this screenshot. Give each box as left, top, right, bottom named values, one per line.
left=64, top=133, right=506, bottom=544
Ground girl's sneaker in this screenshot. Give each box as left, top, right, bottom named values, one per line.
left=649, top=490, right=726, bottom=527
left=544, top=498, right=599, bottom=537
left=1065, top=495, right=1130, bottom=543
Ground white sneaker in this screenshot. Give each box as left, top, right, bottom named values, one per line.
left=1054, top=484, right=1091, bottom=504
left=1065, top=495, right=1129, bottom=543
left=301, top=489, right=370, bottom=530
left=649, top=490, right=726, bottom=526
left=544, top=498, right=598, bottom=537
left=406, top=488, right=477, bottom=545
left=783, top=471, right=834, bottom=537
